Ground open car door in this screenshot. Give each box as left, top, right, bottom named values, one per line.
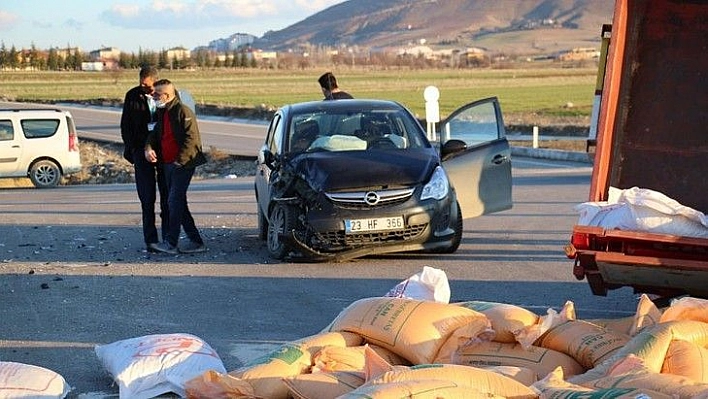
left=439, top=97, right=512, bottom=219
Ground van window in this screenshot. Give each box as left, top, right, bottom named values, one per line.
left=21, top=119, right=60, bottom=138
left=0, top=120, right=13, bottom=141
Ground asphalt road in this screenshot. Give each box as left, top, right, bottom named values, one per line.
left=0, top=101, right=268, bottom=157
left=0, top=155, right=639, bottom=397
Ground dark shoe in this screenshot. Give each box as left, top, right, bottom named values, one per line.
left=146, top=243, right=161, bottom=253
left=180, top=240, right=206, bottom=254
left=152, top=242, right=178, bottom=255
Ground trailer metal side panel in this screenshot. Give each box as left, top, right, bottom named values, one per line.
left=574, top=0, right=708, bottom=299
left=592, top=0, right=708, bottom=212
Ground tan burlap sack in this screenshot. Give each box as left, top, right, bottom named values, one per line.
left=514, top=301, right=576, bottom=349
left=282, top=370, right=365, bottom=399
left=586, top=294, right=662, bottom=336
left=532, top=366, right=674, bottom=399
left=366, top=363, right=537, bottom=398
left=583, top=315, right=635, bottom=337
left=230, top=331, right=363, bottom=399
left=456, top=300, right=540, bottom=343
left=445, top=340, right=585, bottom=379
left=581, top=354, right=708, bottom=399
left=568, top=320, right=708, bottom=385
left=534, top=319, right=629, bottom=369
left=661, top=296, right=708, bottom=324
left=326, top=297, right=492, bottom=364
left=312, top=344, right=410, bottom=373
left=184, top=370, right=257, bottom=399
left=661, top=339, right=708, bottom=383
left=482, top=365, right=538, bottom=386
left=336, top=379, right=505, bottom=399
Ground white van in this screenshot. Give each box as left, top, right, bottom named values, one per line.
left=0, top=108, right=82, bottom=188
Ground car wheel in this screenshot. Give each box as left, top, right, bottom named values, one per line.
left=437, top=201, right=463, bottom=254
left=267, top=203, right=296, bottom=259
left=29, top=160, right=61, bottom=188
left=257, top=205, right=268, bottom=241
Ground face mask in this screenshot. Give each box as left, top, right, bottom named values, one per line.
left=154, top=92, right=170, bottom=108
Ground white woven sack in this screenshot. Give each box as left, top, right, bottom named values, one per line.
left=0, top=361, right=71, bottom=399
left=385, top=266, right=451, bottom=303
left=95, top=333, right=226, bottom=399
left=575, top=186, right=708, bottom=239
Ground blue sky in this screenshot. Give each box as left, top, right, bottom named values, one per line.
left=0, top=0, right=346, bottom=53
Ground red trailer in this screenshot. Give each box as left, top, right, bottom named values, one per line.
left=565, top=0, right=708, bottom=301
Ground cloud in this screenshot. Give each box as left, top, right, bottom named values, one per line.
left=293, top=0, right=342, bottom=12
left=0, top=10, right=19, bottom=31
left=100, top=0, right=342, bottom=30
left=63, top=18, right=84, bottom=31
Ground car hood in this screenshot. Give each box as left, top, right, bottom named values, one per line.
left=288, top=149, right=438, bottom=192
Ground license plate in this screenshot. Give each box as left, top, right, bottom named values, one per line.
left=345, top=216, right=404, bottom=234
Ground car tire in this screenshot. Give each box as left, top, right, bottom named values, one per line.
left=267, top=203, right=296, bottom=259
left=437, top=201, right=463, bottom=254
left=29, top=160, right=61, bottom=188
left=257, top=205, right=268, bottom=241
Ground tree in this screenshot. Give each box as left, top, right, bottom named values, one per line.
left=8, top=45, right=19, bottom=70
left=230, top=49, right=239, bottom=68
left=0, top=42, right=7, bottom=69
left=158, top=50, right=168, bottom=69
left=29, top=44, right=46, bottom=70
left=47, top=47, right=59, bottom=70
left=64, top=46, right=78, bottom=70
left=118, top=52, right=133, bottom=69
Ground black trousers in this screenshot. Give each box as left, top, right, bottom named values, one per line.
left=133, top=149, right=168, bottom=245
left=162, top=163, right=203, bottom=247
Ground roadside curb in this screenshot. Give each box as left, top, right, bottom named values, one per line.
left=511, top=146, right=593, bottom=164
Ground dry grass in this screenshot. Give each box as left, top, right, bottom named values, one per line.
left=0, top=67, right=599, bottom=119
left=510, top=139, right=591, bottom=152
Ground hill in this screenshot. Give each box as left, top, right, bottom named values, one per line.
left=254, top=0, right=614, bottom=56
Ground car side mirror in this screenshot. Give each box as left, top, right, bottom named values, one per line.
left=440, top=139, right=467, bottom=161
left=263, top=149, right=277, bottom=170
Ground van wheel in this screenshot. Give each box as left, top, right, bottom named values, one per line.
left=29, top=160, right=61, bottom=188
left=267, top=203, right=296, bottom=259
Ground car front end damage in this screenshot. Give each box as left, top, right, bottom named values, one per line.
left=269, top=152, right=460, bottom=261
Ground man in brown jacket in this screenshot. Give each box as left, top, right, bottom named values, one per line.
left=144, top=79, right=207, bottom=254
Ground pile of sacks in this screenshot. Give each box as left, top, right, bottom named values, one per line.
left=181, top=293, right=708, bottom=399
left=3, top=267, right=708, bottom=398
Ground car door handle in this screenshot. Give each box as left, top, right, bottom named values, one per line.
left=492, top=154, right=508, bottom=164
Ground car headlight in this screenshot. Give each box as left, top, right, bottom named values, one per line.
left=421, top=166, right=449, bottom=201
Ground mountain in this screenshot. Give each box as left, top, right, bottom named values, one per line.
left=254, top=0, right=615, bottom=55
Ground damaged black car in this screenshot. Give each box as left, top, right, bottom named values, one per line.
left=255, top=98, right=512, bottom=261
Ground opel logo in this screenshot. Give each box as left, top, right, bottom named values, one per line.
left=364, top=191, right=380, bottom=205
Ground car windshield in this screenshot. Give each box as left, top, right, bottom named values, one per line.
left=287, top=108, right=428, bottom=153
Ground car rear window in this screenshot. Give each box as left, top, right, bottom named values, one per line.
left=21, top=119, right=60, bottom=139
left=0, top=120, right=13, bottom=141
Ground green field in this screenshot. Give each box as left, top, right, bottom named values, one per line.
left=0, top=67, right=597, bottom=119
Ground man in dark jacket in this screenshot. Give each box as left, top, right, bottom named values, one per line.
left=144, top=79, right=208, bottom=254
left=120, top=65, right=168, bottom=253
left=318, top=72, right=354, bottom=100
